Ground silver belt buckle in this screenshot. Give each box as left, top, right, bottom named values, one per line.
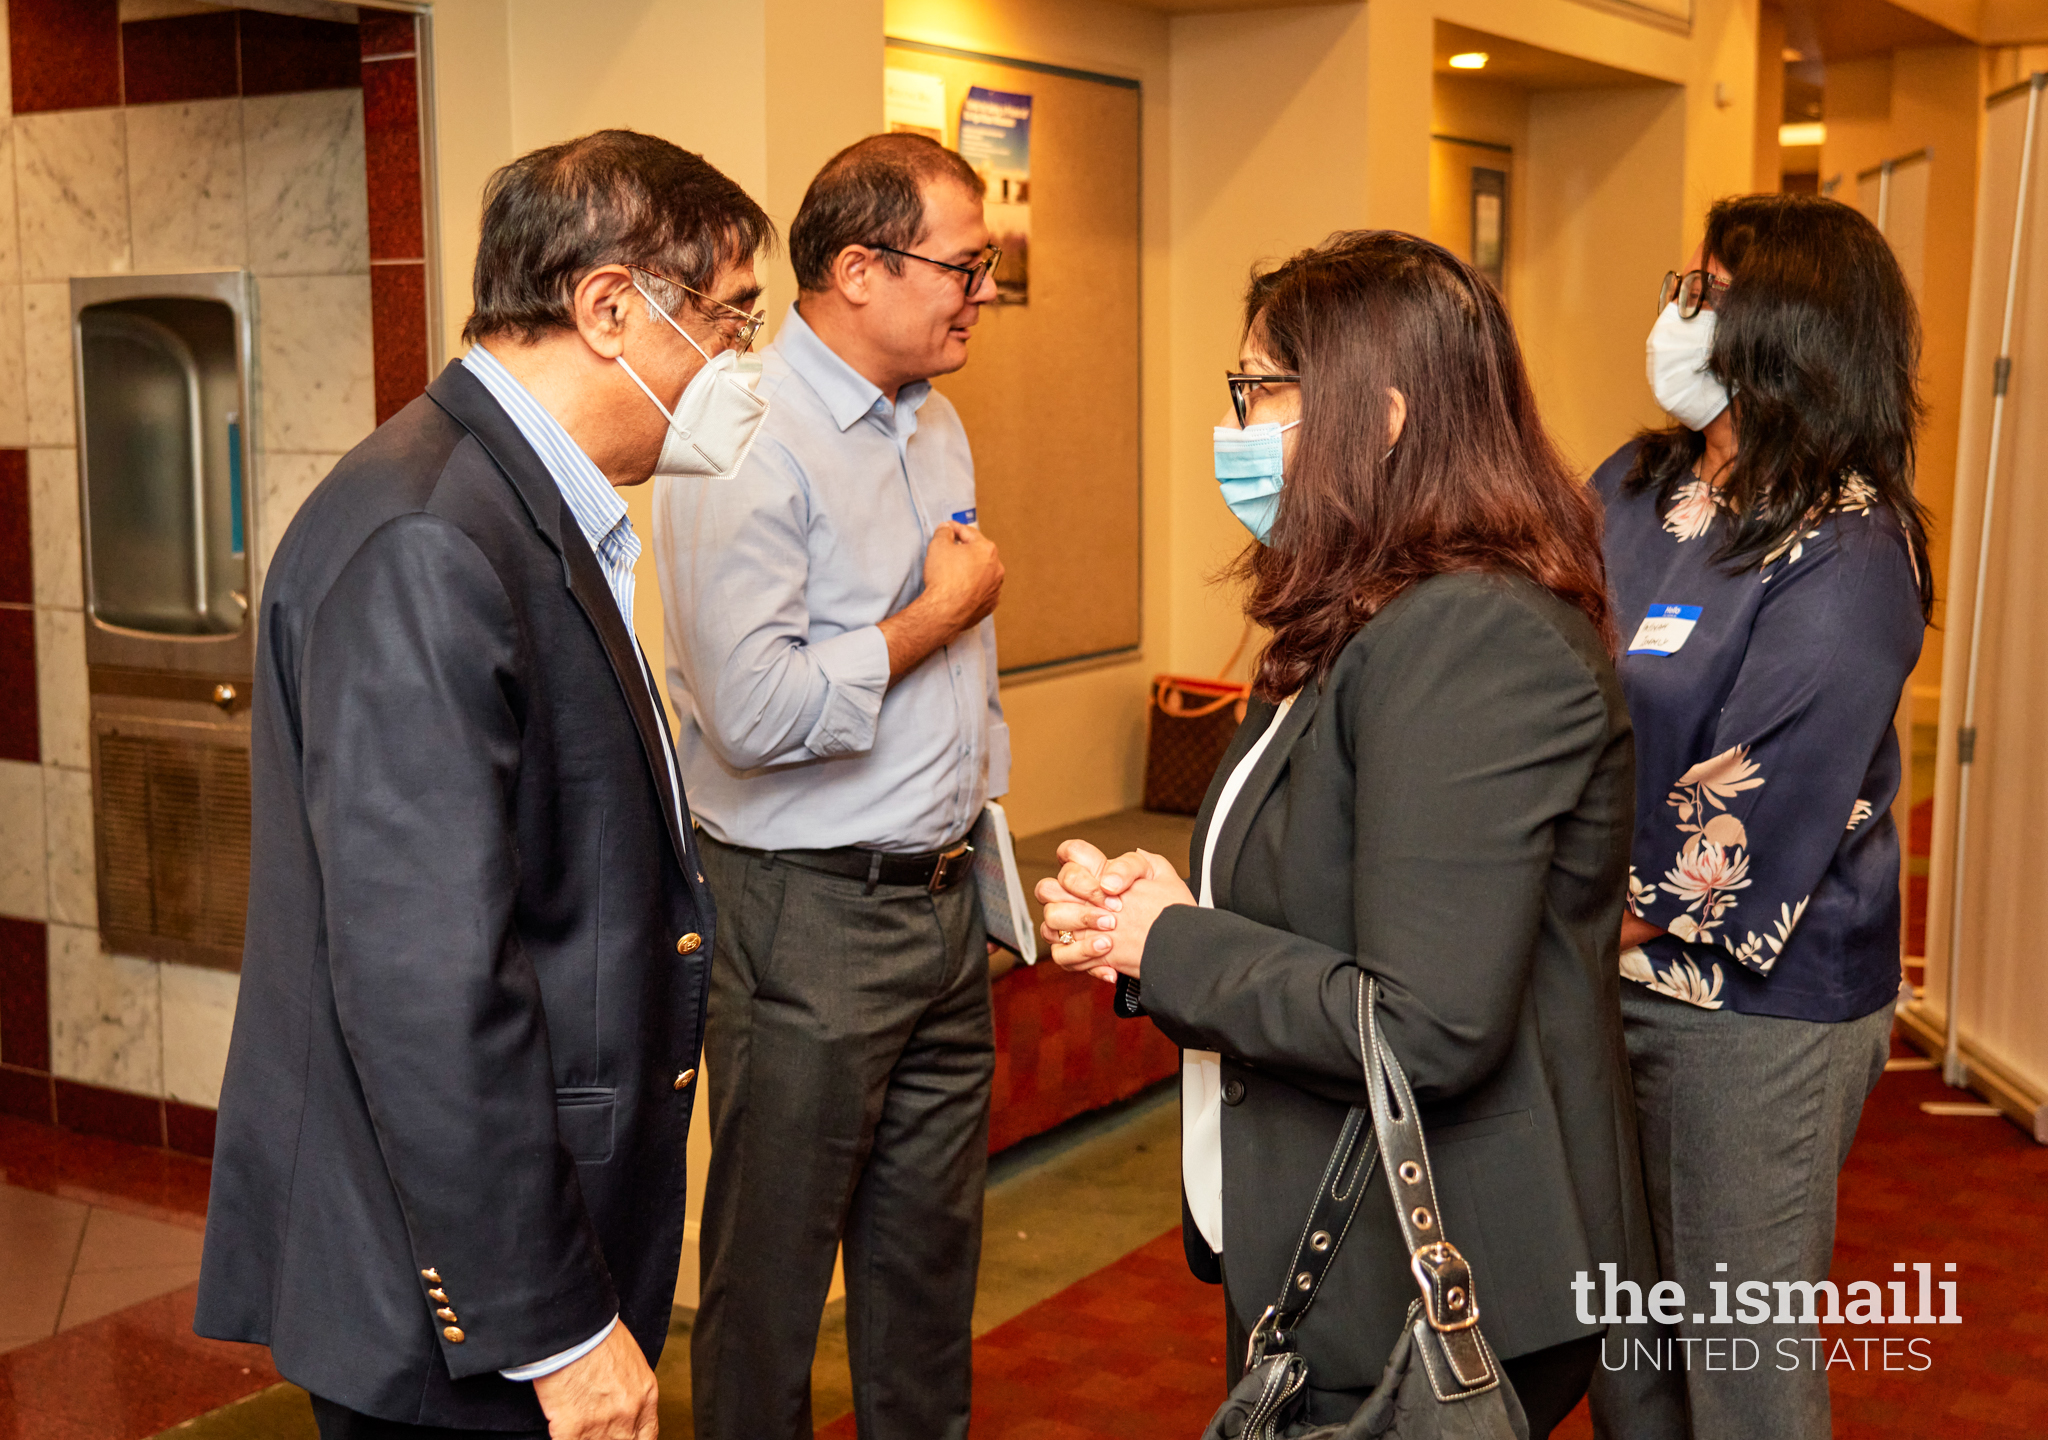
left=930, top=842, right=974, bottom=892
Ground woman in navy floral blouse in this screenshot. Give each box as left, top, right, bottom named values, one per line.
left=1590, top=195, right=1930, bottom=1440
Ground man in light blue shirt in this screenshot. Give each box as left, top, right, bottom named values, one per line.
left=655, top=134, right=1007, bottom=1440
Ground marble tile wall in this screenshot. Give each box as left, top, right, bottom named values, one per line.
left=0, top=4, right=378, bottom=1135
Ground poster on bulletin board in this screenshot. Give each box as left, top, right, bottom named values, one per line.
left=958, top=85, right=1033, bottom=303
left=884, top=68, right=947, bottom=141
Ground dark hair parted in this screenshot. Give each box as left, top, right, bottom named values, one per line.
left=790, top=133, right=985, bottom=292
left=1232, top=230, right=1615, bottom=702
left=462, top=129, right=774, bottom=346
left=1628, top=193, right=1933, bottom=617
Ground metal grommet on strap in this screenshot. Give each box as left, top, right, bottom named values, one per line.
left=1309, top=1230, right=1332, bottom=1253
left=1295, top=1271, right=1314, bottom=1292
left=1412, top=1207, right=1434, bottom=1231
left=1398, top=1160, right=1421, bottom=1185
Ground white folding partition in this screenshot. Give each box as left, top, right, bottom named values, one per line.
left=1910, top=75, right=2048, bottom=1143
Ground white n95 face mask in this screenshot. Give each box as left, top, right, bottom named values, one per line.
left=617, top=279, right=769, bottom=480
left=1646, top=301, right=1731, bottom=431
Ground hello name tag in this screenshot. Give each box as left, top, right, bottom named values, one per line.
left=1628, top=604, right=1702, bottom=656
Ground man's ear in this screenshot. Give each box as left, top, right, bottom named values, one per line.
left=828, top=245, right=876, bottom=307
left=572, top=265, right=640, bottom=360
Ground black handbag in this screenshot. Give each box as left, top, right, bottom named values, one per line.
left=1198, top=977, right=1530, bottom=1440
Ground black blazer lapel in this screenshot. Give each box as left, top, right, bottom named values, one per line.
left=1207, top=681, right=1323, bottom=912
left=426, top=363, right=692, bottom=876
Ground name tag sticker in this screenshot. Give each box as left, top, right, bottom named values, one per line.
left=951, top=508, right=977, bottom=524
left=1628, top=604, right=1702, bottom=656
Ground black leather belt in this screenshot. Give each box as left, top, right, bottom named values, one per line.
left=721, top=837, right=976, bottom=894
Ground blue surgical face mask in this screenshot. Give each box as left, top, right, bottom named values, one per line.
left=1214, top=420, right=1299, bottom=544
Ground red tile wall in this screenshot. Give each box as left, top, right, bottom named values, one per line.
left=237, top=10, right=360, bottom=97
left=55, top=1077, right=165, bottom=1148
left=0, top=605, right=37, bottom=763
left=0, top=917, right=50, bottom=1071
left=0, top=8, right=431, bottom=1159
left=370, top=264, right=429, bottom=426
left=120, top=11, right=240, bottom=106
left=0, top=450, right=28, bottom=606
left=362, top=12, right=431, bottom=426
left=0, top=1063, right=52, bottom=1124
left=8, top=0, right=120, bottom=113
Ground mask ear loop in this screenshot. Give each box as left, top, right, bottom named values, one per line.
left=616, top=275, right=718, bottom=423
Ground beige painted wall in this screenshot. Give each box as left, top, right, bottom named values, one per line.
left=1165, top=4, right=1376, bottom=683
left=1821, top=45, right=1983, bottom=706
left=1522, top=85, right=1689, bottom=473
left=886, top=0, right=1173, bottom=840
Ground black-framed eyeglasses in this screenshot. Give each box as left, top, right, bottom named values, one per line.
left=1658, top=269, right=1729, bottom=320
left=1226, top=370, right=1303, bottom=427
left=628, top=264, right=766, bottom=351
left=869, top=244, right=1002, bottom=298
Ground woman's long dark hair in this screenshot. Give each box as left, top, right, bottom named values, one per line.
left=1231, top=230, right=1613, bottom=701
left=1628, top=194, right=1933, bottom=615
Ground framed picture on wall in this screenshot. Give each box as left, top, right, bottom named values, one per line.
left=1472, top=167, right=1507, bottom=290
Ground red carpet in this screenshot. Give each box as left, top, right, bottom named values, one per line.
left=816, top=1030, right=2048, bottom=1439
left=816, top=1229, right=1227, bottom=1439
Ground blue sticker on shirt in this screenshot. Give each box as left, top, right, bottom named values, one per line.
left=951, top=509, right=977, bottom=524
left=1627, top=604, right=1703, bottom=656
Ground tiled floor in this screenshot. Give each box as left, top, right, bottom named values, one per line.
left=0, top=1186, right=205, bottom=1351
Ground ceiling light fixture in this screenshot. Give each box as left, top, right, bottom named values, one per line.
left=1448, top=52, right=1488, bottom=70
left=1779, top=121, right=1826, bottom=147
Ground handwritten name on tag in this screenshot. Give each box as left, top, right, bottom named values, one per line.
left=1628, top=604, right=1702, bottom=656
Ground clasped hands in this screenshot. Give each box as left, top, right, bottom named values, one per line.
left=1034, top=839, right=1196, bottom=983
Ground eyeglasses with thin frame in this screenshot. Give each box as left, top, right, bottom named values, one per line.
left=628, top=264, right=766, bottom=351
left=1226, top=370, right=1303, bottom=428
left=868, top=244, right=1003, bottom=298
left=1658, top=269, right=1729, bottom=320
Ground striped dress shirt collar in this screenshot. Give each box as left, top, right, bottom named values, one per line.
left=460, top=344, right=642, bottom=630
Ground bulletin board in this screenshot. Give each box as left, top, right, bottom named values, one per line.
left=884, top=39, right=1142, bottom=673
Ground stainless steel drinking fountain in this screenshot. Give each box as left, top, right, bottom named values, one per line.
left=73, top=271, right=257, bottom=970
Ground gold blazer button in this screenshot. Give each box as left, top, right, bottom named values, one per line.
left=676, top=933, right=702, bottom=955
left=443, top=1326, right=466, bottom=1343
left=674, top=1069, right=697, bottom=1091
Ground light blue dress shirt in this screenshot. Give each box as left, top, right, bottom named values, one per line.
left=655, top=304, right=1009, bottom=854
left=460, top=345, right=689, bottom=857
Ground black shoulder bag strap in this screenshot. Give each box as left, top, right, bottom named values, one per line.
left=1242, top=976, right=1502, bottom=1402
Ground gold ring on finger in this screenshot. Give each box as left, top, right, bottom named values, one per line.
left=1057, top=931, right=1074, bottom=946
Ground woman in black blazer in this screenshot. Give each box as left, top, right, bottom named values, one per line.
left=1038, top=233, right=1667, bottom=1437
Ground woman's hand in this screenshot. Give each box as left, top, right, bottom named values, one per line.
left=1035, top=840, right=1195, bottom=982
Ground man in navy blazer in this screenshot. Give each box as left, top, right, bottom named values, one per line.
left=195, top=131, right=772, bottom=1440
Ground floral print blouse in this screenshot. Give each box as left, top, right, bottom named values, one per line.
left=1593, top=443, right=1925, bottom=1022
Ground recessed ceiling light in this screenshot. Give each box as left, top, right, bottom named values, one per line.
left=1779, top=121, right=1826, bottom=147
left=1449, top=52, right=1488, bottom=70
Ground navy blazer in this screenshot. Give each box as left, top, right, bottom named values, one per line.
left=195, top=363, right=713, bottom=1429
left=1141, top=573, right=1659, bottom=1385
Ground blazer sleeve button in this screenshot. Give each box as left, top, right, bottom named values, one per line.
left=676, top=933, right=702, bottom=955
left=436, top=1307, right=458, bottom=1322
left=443, top=1326, right=466, bottom=1343
left=674, top=1068, right=697, bottom=1091
left=420, top=1268, right=441, bottom=1283
left=428, top=1288, right=449, bottom=1303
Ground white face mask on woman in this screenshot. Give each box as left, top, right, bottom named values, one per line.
left=1645, top=301, right=1731, bottom=431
